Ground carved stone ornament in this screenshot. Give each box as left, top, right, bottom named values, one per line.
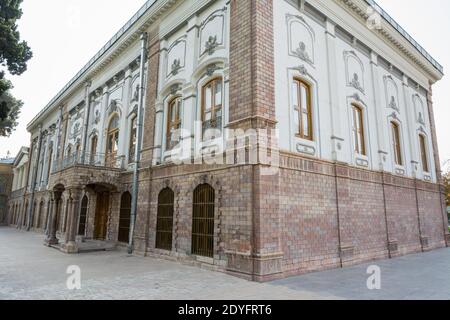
left=389, top=96, right=398, bottom=110
left=170, top=84, right=181, bottom=95
left=205, top=35, right=219, bottom=55
left=206, top=64, right=220, bottom=76
left=350, top=73, right=364, bottom=92
left=294, top=41, right=313, bottom=65
left=171, top=59, right=182, bottom=75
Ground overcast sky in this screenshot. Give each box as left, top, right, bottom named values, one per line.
left=1, top=0, right=449, bottom=168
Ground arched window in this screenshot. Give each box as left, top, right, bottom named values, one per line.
left=351, top=104, right=366, bottom=156
left=391, top=122, right=403, bottom=166
left=118, top=192, right=131, bottom=243
left=129, top=115, right=137, bottom=161
left=106, top=114, right=120, bottom=166
left=293, top=78, right=313, bottom=140
left=192, top=184, right=215, bottom=258
left=78, top=196, right=88, bottom=236
left=166, top=98, right=182, bottom=150
left=155, top=188, right=175, bottom=251
left=90, top=135, right=98, bottom=164
left=46, top=147, right=53, bottom=180
left=202, top=78, right=223, bottom=138
left=66, top=145, right=72, bottom=159
left=419, top=134, right=429, bottom=173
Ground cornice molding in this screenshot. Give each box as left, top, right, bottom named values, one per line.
left=338, top=0, right=443, bottom=82
left=27, top=0, right=181, bottom=132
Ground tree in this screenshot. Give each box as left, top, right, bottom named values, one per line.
left=444, top=169, right=450, bottom=224
left=0, top=88, right=22, bottom=136
left=0, top=0, right=32, bottom=135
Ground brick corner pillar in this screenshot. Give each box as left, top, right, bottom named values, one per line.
left=426, top=82, right=450, bottom=246
left=227, top=0, right=283, bottom=281
left=140, top=28, right=161, bottom=167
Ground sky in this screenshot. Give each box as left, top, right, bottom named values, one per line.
left=0, top=0, right=449, bottom=168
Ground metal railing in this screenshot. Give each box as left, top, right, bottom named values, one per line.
left=52, top=152, right=126, bottom=173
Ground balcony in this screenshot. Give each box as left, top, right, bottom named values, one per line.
left=52, top=152, right=126, bottom=174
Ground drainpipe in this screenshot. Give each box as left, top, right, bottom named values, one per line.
left=128, top=32, right=148, bottom=254
left=27, top=124, right=43, bottom=231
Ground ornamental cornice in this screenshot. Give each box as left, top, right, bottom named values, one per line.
left=337, top=0, right=443, bottom=82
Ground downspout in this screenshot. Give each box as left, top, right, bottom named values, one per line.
left=27, top=125, right=43, bottom=231
left=128, top=32, right=148, bottom=254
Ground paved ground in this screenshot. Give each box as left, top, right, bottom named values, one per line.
left=0, top=226, right=449, bottom=300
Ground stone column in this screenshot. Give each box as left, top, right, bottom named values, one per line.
left=61, top=188, right=82, bottom=254
left=44, top=193, right=60, bottom=246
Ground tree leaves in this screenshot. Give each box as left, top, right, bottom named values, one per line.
left=0, top=0, right=32, bottom=136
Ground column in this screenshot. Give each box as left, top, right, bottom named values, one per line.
left=325, top=19, right=344, bottom=162
left=119, top=68, right=133, bottom=164
left=80, top=81, right=92, bottom=164
left=402, top=75, right=418, bottom=176
left=44, top=193, right=59, bottom=246
left=370, top=52, right=388, bottom=170
left=62, top=188, right=82, bottom=254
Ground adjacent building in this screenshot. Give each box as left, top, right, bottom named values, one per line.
left=7, top=0, right=449, bottom=281
left=0, top=156, right=15, bottom=225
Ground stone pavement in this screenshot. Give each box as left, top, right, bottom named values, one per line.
left=0, top=227, right=449, bottom=300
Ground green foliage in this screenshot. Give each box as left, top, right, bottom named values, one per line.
left=0, top=89, right=22, bottom=136
left=0, top=0, right=32, bottom=136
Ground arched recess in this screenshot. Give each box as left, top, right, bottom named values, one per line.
left=155, top=188, right=175, bottom=251
left=37, top=201, right=44, bottom=229
left=192, top=184, right=215, bottom=258
left=118, top=192, right=131, bottom=243
left=78, top=195, right=88, bottom=236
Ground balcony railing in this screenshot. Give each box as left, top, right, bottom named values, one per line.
left=52, top=152, right=126, bottom=173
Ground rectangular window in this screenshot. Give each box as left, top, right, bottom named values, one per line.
left=293, top=79, right=312, bottom=140
left=166, top=98, right=182, bottom=150
left=352, top=104, right=366, bottom=156
left=419, top=134, right=429, bottom=173
left=391, top=122, right=403, bottom=166
left=202, top=78, right=223, bottom=139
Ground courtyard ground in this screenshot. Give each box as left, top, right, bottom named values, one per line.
left=0, top=226, right=449, bottom=300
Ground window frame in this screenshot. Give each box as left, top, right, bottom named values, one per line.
left=201, top=77, right=223, bottom=138
left=106, top=113, right=120, bottom=161
left=166, top=97, right=183, bottom=150
left=419, top=133, right=429, bottom=173
left=391, top=121, right=403, bottom=166
left=129, top=115, right=137, bottom=161
left=351, top=103, right=366, bottom=156
left=293, top=78, right=313, bottom=141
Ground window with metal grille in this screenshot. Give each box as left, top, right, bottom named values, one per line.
left=118, top=192, right=131, bottom=243
left=192, top=184, right=215, bottom=258
left=78, top=196, right=88, bottom=236
left=156, top=188, right=174, bottom=251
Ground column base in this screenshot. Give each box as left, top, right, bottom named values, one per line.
left=226, top=251, right=284, bottom=282
left=44, top=237, right=59, bottom=247
left=60, top=241, right=79, bottom=254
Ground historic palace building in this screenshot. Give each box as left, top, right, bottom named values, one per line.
left=6, top=0, right=450, bottom=281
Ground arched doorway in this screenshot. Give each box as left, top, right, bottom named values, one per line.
left=118, top=192, right=131, bottom=243
left=156, top=188, right=175, bottom=251
left=192, top=184, right=215, bottom=258
left=78, top=196, right=88, bottom=236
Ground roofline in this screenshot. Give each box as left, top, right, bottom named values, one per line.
left=365, top=0, right=443, bottom=74
left=13, top=147, right=30, bottom=167
left=27, top=0, right=159, bottom=130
